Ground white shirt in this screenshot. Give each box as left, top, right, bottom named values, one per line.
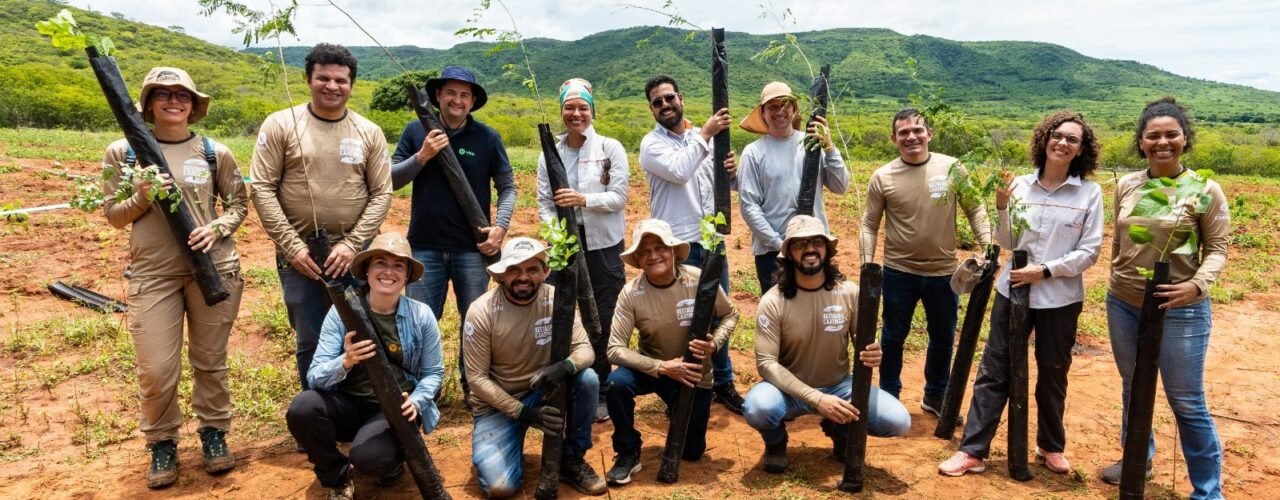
left=536, top=126, right=629, bottom=250
left=639, top=121, right=717, bottom=242
left=995, top=173, right=1104, bottom=309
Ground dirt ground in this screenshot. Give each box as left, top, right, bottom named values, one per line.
left=1, top=157, right=1279, bottom=499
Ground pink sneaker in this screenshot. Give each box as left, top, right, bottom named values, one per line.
left=938, top=451, right=985, bottom=477
left=1036, top=448, right=1070, bottom=474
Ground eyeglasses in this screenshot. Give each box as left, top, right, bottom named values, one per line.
left=791, top=237, right=827, bottom=250
left=649, top=93, right=680, bottom=108
left=151, top=89, right=193, bottom=104
left=1049, top=131, right=1082, bottom=146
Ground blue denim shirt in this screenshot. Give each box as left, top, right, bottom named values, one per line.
left=309, top=296, right=445, bottom=433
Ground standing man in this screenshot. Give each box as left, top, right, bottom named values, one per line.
left=638, top=74, right=744, bottom=414
left=738, top=81, right=849, bottom=293
left=251, top=43, right=392, bottom=390
left=463, top=238, right=606, bottom=498
left=285, top=233, right=444, bottom=500
left=604, top=219, right=739, bottom=485
left=860, top=108, right=991, bottom=416
left=743, top=215, right=911, bottom=474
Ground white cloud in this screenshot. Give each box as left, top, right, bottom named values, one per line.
left=66, top=0, right=1280, bottom=91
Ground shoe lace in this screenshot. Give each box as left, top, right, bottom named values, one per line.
left=151, top=442, right=177, bottom=470
left=200, top=428, right=227, bottom=456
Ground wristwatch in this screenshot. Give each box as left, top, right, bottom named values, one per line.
left=1041, top=265, right=1052, bottom=279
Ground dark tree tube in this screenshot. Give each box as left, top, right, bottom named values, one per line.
left=935, top=245, right=1001, bottom=439
left=657, top=250, right=726, bottom=484
left=537, top=125, right=604, bottom=349
left=324, top=282, right=451, bottom=500
left=85, top=46, right=228, bottom=306
left=837, top=263, right=882, bottom=493
left=1007, top=250, right=1033, bottom=481
left=406, top=85, right=496, bottom=264
left=534, top=264, right=578, bottom=500
left=795, top=65, right=831, bottom=217
left=710, top=27, right=731, bottom=233
left=1120, top=261, right=1171, bottom=499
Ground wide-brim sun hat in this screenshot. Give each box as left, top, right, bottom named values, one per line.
left=137, top=66, right=210, bottom=124
left=486, top=237, right=549, bottom=278
left=619, top=219, right=690, bottom=268
left=779, top=214, right=838, bottom=259
left=950, top=255, right=986, bottom=295
left=351, top=232, right=425, bottom=283
left=739, top=81, right=802, bottom=135
left=425, top=65, right=489, bottom=112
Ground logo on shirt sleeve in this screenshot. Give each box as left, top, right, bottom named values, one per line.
left=534, top=317, right=552, bottom=346
left=757, top=314, right=770, bottom=331
left=823, top=305, right=847, bottom=332
left=464, top=321, right=475, bottom=337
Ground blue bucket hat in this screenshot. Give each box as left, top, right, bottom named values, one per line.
left=425, top=65, right=488, bottom=112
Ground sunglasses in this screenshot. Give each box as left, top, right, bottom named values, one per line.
left=649, top=92, right=680, bottom=108
left=791, top=237, right=827, bottom=250
left=151, top=88, right=193, bottom=104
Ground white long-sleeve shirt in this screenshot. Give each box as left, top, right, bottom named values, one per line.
left=639, top=121, right=717, bottom=242
left=994, top=173, right=1104, bottom=309
left=739, top=131, right=848, bottom=255
left=535, top=126, right=630, bottom=250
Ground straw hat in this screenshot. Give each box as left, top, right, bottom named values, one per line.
left=137, top=67, right=210, bottom=124
left=739, top=81, right=802, bottom=135
left=486, top=237, right=549, bottom=277
left=619, top=219, right=690, bottom=268
left=779, top=215, right=838, bottom=259
left=351, top=233, right=425, bottom=283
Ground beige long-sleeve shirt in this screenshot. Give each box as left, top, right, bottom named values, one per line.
left=249, top=104, right=392, bottom=261
left=607, top=265, right=738, bottom=388
left=102, top=135, right=248, bottom=277
left=462, top=284, right=594, bottom=418
left=755, top=281, right=859, bottom=408
left=860, top=153, right=991, bottom=276
left=1108, top=169, right=1230, bottom=307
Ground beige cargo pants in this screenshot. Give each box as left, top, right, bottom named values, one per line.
left=127, top=272, right=243, bottom=443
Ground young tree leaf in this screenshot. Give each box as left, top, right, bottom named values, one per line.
left=1137, top=266, right=1155, bottom=280
left=1128, top=224, right=1154, bottom=244
left=1172, top=229, right=1198, bottom=255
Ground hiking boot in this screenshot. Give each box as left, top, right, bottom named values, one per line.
left=606, top=453, right=642, bottom=486
left=921, top=394, right=943, bottom=418
left=938, top=451, right=985, bottom=477
left=560, top=453, right=607, bottom=495
left=1035, top=447, right=1070, bottom=474
left=820, top=419, right=849, bottom=463
left=198, top=427, right=235, bottom=474
left=762, top=438, right=789, bottom=474
left=326, top=480, right=354, bottom=500
left=1101, top=458, right=1153, bottom=485
left=146, top=439, right=179, bottom=489
left=378, top=462, right=405, bottom=487
left=595, top=391, right=610, bottom=423
left=713, top=383, right=745, bottom=415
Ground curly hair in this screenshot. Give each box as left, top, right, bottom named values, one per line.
left=771, top=255, right=846, bottom=299
left=1029, top=110, right=1100, bottom=179
left=1132, top=96, right=1195, bottom=159
left=305, top=43, right=359, bottom=83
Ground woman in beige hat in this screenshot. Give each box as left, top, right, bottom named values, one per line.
left=285, top=232, right=444, bottom=500
left=101, top=66, right=248, bottom=489
left=536, top=77, right=631, bottom=422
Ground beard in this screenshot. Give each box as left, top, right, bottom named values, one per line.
left=656, top=105, right=684, bottom=130
left=796, top=252, right=824, bottom=276
left=505, top=278, right=540, bottom=302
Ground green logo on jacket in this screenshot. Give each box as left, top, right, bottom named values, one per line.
left=457, top=147, right=476, bottom=157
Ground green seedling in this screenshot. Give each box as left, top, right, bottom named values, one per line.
left=539, top=217, right=581, bottom=272
left=699, top=212, right=728, bottom=253
left=1128, top=169, right=1216, bottom=278
left=36, top=9, right=114, bottom=56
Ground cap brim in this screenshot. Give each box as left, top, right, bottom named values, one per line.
left=486, top=251, right=548, bottom=278
left=425, top=78, right=488, bottom=112
left=139, top=83, right=211, bottom=124
left=351, top=248, right=425, bottom=283
left=620, top=234, right=690, bottom=268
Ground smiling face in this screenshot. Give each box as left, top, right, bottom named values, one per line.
left=436, top=80, right=475, bottom=125
left=307, top=64, right=352, bottom=116
left=500, top=258, right=548, bottom=304
left=647, top=83, right=685, bottom=130
left=1044, top=121, right=1084, bottom=167
left=146, top=85, right=193, bottom=127
left=561, top=98, right=592, bottom=136
left=891, top=116, right=933, bottom=163
left=787, top=236, right=828, bottom=276
left=367, top=255, right=409, bottom=298
left=763, top=98, right=797, bottom=138
left=635, top=234, right=675, bottom=284
left=1139, top=116, right=1187, bottom=168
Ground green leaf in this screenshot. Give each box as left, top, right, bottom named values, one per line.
left=1137, top=266, right=1155, bottom=280
left=1172, top=229, right=1198, bottom=255
left=1159, top=177, right=1176, bottom=187
left=1195, top=193, right=1212, bottom=214
left=1149, top=189, right=1169, bottom=205
left=1128, top=224, right=1154, bottom=244
left=1195, top=168, right=1215, bottom=180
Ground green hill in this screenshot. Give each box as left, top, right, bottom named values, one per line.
left=250, top=26, right=1280, bottom=124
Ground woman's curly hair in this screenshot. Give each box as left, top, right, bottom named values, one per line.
left=1029, top=110, right=1100, bottom=179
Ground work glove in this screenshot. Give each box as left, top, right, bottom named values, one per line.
left=530, top=359, right=576, bottom=395
left=518, top=404, right=564, bottom=433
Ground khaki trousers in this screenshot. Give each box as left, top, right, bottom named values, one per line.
left=127, top=272, right=243, bottom=443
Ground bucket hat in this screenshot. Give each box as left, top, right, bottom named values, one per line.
left=950, top=255, right=988, bottom=295
left=137, top=67, right=210, bottom=124
left=739, top=81, right=802, bottom=135
left=426, top=65, right=488, bottom=112
left=351, top=233, right=425, bottom=283
left=779, top=215, right=838, bottom=259
left=486, top=237, right=549, bottom=277
left=619, top=219, right=690, bottom=268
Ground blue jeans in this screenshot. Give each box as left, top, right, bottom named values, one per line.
left=277, top=254, right=356, bottom=390
left=878, top=266, right=958, bottom=399
left=684, top=244, right=734, bottom=387
left=743, top=375, right=911, bottom=445
left=407, top=249, right=490, bottom=390
left=471, top=369, right=598, bottom=498
left=606, top=366, right=713, bottom=459
left=1107, top=295, right=1222, bottom=500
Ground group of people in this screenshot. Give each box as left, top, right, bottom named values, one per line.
left=103, top=42, right=1229, bottom=500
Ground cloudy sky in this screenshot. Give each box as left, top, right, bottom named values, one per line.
left=69, top=0, right=1280, bottom=91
